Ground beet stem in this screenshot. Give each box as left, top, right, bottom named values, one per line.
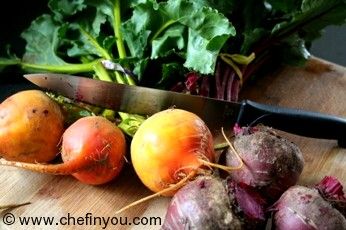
left=231, top=79, right=240, bottom=102
left=226, top=71, right=235, bottom=102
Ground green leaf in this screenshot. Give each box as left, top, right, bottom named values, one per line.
left=241, top=28, right=269, bottom=54
left=184, top=29, right=218, bottom=74
left=78, top=0, right=114, bottom=36
left=133, top=58, right=149, bottom=81
left=121, top=0, right=161, bottom=58
left=122, top=21, right=151, bottom=58
left=123, top=0, right=235, bottom=74
left=192, top=0, right=236, bottom=16
left=2, top=0, right=345, bottom=94
left=13, top=13, right=101, bottom=73
left=300, top=0, right=346, bottom=41
left=164, top=0, right=235, bottom=49
left=163, top=0, right=235, bottom=73
left=21, top=15, right=67, bottom=65
left=265, top=0, right=346, bottom=67
left=49, top=0, right=114, bottom=35
left=66, top=26, right=111, bottom=58
left=151, top=24, right=186, bottom=59
left=48, top=0, right=86, bottom=22
left=277, top=35, right=310, bottom=66
left=103, top=35, right=116, bottom=51
left=272, top=0, right=346, bottom=41
left=55, top=0, right=115, bottom=59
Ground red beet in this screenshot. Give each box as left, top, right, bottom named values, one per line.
left=227, top=179, right=268, bottom=225
left=226, top=125, right=304, bottom=201
left=162, top=176, right=243, bottom=230
left=162, top=176, right=270, bottom=229
left=315, top=176, right=346, bottom=217
left=271, top=180, right=346, bottom=230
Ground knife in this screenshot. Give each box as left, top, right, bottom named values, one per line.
left=24, top=73, right=346, bottom=147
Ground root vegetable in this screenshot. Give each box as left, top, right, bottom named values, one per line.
left=162, top=176, right=268, bottom=230
left=271, top=177, right=346, bottom=230
left=130, top=109, right=216, bottom=196
left=226, top=179, right=268, bottom=227
left=116, top=110, right=244, bottom=214
left=0, top=116, right=126, bottom=185
left=226, top=125, right=304, bottom=201
left=315, top=176, right=346, bottom=217
left=0, top=90, right=64, bottom=163
left=162, top=176, right=243, bottom=230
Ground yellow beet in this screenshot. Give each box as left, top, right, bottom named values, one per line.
left=0, top=90, right=65, bottom=163
left=130, top=109, right=215, bottom=196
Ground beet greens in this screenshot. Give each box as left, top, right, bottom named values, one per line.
left=0, top=0, right=345, bottom=104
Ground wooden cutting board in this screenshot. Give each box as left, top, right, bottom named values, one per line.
left=1, top=57, right=345, bottom=230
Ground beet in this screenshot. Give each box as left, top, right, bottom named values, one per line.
left=271, top=182, right=346, bottom=230
left=227, top=179, right=268, bottom=227
left=162, top=176, right=243, bottom=230
left=162, top=176, right=270, bottom=229
left=226, top=125, right=304, bottom=201
left=315, top=176, right=346, bottom=217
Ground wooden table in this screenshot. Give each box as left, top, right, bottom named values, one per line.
left=1, top=57, right=345, bottom=229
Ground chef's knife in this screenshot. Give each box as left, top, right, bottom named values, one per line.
left=24, top=73, right=346, bottom=147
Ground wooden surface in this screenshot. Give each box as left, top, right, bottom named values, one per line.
left=1, top=57, right=345, bottom=229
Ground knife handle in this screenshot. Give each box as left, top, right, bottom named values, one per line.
left=237, top=100, right=346, bottom=147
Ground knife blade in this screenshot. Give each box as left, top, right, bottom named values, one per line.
left=24, top=73, right=239, bottom=132
left=24, top=73, right=346, bottom=147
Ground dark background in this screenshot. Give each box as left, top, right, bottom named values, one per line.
left=0, top=1, right=48, bottom=99
left=0, top=2, right=345, bottom=101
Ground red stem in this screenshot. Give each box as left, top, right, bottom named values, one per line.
left=226, top=71, right=235, bottom=101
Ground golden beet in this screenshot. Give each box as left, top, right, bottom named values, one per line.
left=131, top=109, right=215, bottom=196
left=0, top=90, right=64, bottom=163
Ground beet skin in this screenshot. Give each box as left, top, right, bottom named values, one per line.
left=226, top=126, right=304, bottom=201
left=162, top=176, right=243, bottom=230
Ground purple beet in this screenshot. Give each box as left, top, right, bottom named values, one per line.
left=226, top=125, right=304, bottom=201
left=271, top=177, right=346, bottom=230
left=315, top=176, right=346, bottom=217
left=162, top=176, right=269, bottom=230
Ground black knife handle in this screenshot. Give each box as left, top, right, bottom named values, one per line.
left=237, top=100, right=346, bottom=147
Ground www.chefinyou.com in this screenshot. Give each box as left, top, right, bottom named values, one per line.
left=1, top=212, right=162, bottom=229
